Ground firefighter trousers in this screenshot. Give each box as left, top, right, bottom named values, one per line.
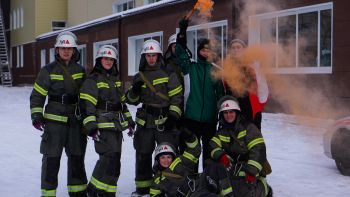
left=40, top=119, right=87, bottom=197
left=133, top=126, right=179, bottom=194
left=87, top=130, right=122, bottom=196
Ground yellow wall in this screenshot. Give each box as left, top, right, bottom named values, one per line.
left=10, top=0, right=35, bottom=46
left=35, top=0, right=67, bottom=36
left=10, top=0, right=67, bottom=46
left=68, top=0, right=115, bottom=27
left=68, top=0, right=147, bottom=27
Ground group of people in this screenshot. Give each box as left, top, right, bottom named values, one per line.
left=30, top=17, right=271, bottom=197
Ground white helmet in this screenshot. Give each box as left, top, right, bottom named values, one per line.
left=95, top=45, right=118, bottom=61
left=141, top=39, right=162, bottom=54
left=55, top=31, right=77, bottom=48
left=219, top=99, right=241, bottom=113
left=154, top=142, right=176, bottom=161
left=168, top=34, right=177, bottom=47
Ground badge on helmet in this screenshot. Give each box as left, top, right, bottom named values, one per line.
left=141, top=39, right=162, bottom=54
left=55, top=31, right=78, bottom=48
left=95, top=45, right=118, bottom=61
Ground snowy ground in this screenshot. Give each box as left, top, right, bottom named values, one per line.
left=0, top=86, right=349, bottom=197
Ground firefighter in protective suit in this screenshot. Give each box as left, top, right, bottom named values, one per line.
left=209, top=96, right=273, bottom=197
left=79, top=45, right=135, bottom=196
left=126, top=39, right=183, bottom=196
left=30, top=31, right=88, bottom=197
left=150, top=128, right=234, bottom=197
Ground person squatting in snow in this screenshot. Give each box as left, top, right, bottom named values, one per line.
left=30, top=31, right=88, bottom=197
left=126, top=39, right=183, bottom=196
left=209, top=96, right=273, bottom=197
left=149, top=128, right=234, bottom=197
left=79, top=45, right=135, bottom=197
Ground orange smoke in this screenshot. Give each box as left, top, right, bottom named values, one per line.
left=212, top=44, right=272, bottom=97
left=194, top=0, right=214, bottom=18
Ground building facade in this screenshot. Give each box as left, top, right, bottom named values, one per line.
left=3, top=0, right=350, bottom=117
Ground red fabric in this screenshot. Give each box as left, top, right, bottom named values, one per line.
left=249, top=92, right=265, bottom=119
left=219, top=154, right=231, bottom=168
left=245, top=173, right=257, bottom=183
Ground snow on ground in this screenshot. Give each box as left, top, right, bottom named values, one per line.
left=0, top=86, right=349, bottom=197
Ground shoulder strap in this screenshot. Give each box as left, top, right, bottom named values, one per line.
left=139, top=71, right=169, bottom=101
left=162, top=171, right=183, bottom=179
left=60, top=64, right=78, bottom=90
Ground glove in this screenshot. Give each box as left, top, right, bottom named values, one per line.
left=164, top=114, right=177, bottom=130
left=179, top=18, right=189, bottom=33
left=219, top=154, right=232, bottom=169
left=88, top=129, right=100, bottom=141
left=32, top=117, right=45, bottom=131
left=127, top=120, right=136, bottom=137
left=245, top=172, right=257, bottom=183
left=131, top=80, right=144, bottom=95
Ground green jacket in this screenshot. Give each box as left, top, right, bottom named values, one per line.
left=176, top=45, right=223, bottom=123
left=150, top=136, right=201, bottom=197
left=30, top=57, right=85, bottom=123
left=209, top=116, right=267, bottom=177
left=79, top=67, right=133, bottom=132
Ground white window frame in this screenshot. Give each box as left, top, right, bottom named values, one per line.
left=41, top=49, right=46, bottom=67
left=179, top=20, right=228, bottom=64
left=16, top=8, right=20, bottom=29
left=49, top=48, right=55, bottom=62
left=20, top=7, right=23, bottom=27
left=16, top=45, right=23, bottom=68
left=77, top=44, right=87, bottom=68
left=128, top=31, right=163, bottom=76
left=93, top=39, right=119, bottom=62
left=249, top=2, right=333, bottom=74
left=9, top=12, right=12, bottom=30
left=13, top=10, right=16, bottom=29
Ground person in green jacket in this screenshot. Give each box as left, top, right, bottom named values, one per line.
left=209, top=96, right=273, bottom=197
left=79, top=45, right=135, bottom=196
left=30, top=31, right=88, bottom=197
left=127, top=39, right=183, bottom=196
left=176, top=18, right=224, bottom=169
left=149, top=128, right=233, bottom=197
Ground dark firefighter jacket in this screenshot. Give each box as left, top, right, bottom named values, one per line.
left=127, top=63, right=183, bottom=128
left=149, top=136, right=201, bottom=197
left=79, top=66, right=133, bottom=132
left=30, top=55, right=85, bottom=123
left=176, top=44, right=224, bottom=124
left=209, top=115, right=267, bottom=177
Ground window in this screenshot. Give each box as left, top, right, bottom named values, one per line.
left=146, top=0, right=162, bottom=4
left=93, top=39, right=119, bottom=69
left=16, top=8, right=20, bottom=28
left=249, top=2, right=333, bottom=74
left=49, top=48, right=55, bottom=62
left=184, top=20, right=228, bottom=64
left=13, top=10, right=16, bottom=29
left=128, top=32, right=163, bottom=76
left=52, top=21, right=66, bottom=31
left=20, top=7, right=23, bottom=27
left=113, top=0, right=135, bottom=13
left=41, top=49, right=46, bottom=67
left=16, top=45, right=23, bottom=68
left=77, top=44, right=87, bottom=68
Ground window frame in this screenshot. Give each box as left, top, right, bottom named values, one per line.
left=127, top=31, right=163, bottom=76
left=77, top=44, right=87, bottom=68
left=113, top=0, right=135, bottom=13
left=40, top=49, right=46, bottom=67
left=51, top=20, right=67, bottom=31
left=249, top=2, right=333, bottom=74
